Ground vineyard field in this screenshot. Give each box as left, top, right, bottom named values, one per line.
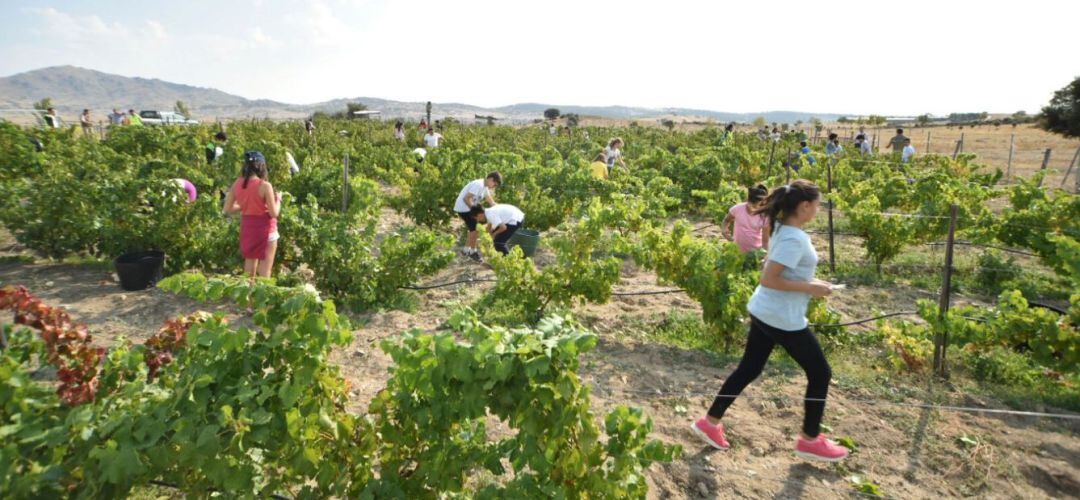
left=0, top=118, right=1077, bottom=498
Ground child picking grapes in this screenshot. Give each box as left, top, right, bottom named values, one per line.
left=721, top=184, right=770, bottom=253
left=692, top=180, right=848, bottom=463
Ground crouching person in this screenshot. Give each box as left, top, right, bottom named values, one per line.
left=469, top=203, right=525, bottom=257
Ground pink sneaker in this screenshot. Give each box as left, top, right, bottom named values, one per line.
left=795, top=434, right=849, bottom=462
left=691, top=418, right=730, bottom=450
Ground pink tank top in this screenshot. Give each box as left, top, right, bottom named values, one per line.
left=232, top=177, right=271, bottom=216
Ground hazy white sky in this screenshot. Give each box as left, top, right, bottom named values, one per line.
left=1, top=0, right=1077, bottom=115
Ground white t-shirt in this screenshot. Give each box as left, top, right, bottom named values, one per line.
left=859, top=141, right=872, bottom=154
left=424, top=132, right=443, bottom=148
left=902, top=145, right=915, bottom=162
left=454, top=179, right=490, bottom=213
left=485, top=204, right=524, bottom=228
left=286, top=151, right=300, bottom=174
left=746, top=225, right=817, bottom=331
left=604, top=146, right=621, bottom=169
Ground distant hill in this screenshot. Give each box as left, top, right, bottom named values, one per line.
left=0, top=66, right=844, bottom=124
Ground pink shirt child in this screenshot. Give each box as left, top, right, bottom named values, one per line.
left=728, top=202, right=767, bottom=253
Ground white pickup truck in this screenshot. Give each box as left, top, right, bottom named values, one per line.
left=139, top=111, right=199, bottom=126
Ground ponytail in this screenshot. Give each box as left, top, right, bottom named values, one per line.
left=751, top=180, right=821, bottom=235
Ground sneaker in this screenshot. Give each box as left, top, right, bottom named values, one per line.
left=468, top=252, right=483, bottom=263
left=691, top=418, right=730, bottom=450
left=794, top=434, right=849, bottom=462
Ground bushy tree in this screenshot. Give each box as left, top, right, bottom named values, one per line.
left=174, top=100, right=191, bottom=117
left=32, top=97, right=52, bottom=111
left=543, top=108, right=561, bottom=120
left=1038, top=76, right=1080, bottom=138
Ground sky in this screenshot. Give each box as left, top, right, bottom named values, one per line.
left=1, top=0, right=1077, bottom=116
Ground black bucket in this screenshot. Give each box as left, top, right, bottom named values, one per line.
left=114, top=251, right=165, bottom=291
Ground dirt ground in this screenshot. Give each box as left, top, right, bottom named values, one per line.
left=2, top=220, right=1077, bottom=499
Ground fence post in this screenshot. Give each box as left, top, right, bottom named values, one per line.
left=342, top=154, right=350, bottom=212
left=827, top=160, right=836, bottom=273
left=933, top=204, right=959, bottom=379
left=925, top=131, right=931, bottom=155
left=959, top=132, right=965, bottom=154
left=1059, top=145, right=1080, bottom=190
left=1005, top=133, right=1015, bottom=181
left=1036, top=148, right=1051, bottom=187
left=951, top=139, right=962, bottom=160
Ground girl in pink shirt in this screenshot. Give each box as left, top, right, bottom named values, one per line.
left=722, top=184, right=770, bottom=253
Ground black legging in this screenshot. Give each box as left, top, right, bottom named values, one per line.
left=707, top=315, right=832, bottom=437
left=493, top=223, right=521, bottom=255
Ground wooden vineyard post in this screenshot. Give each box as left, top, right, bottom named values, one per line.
left=1006, top=133, right=1016, bottom=181
left=959, top=132, right=965, bottom=154
left=925, top=131, right=931, bottom=155
left=827, top=160, right=836, bottom=273
left=1059, top=145, right=1080, bottom=190
left=342, top=154, right=350, bottom=212
left=952, top=137, right=963, bottom=160
left=1036, top=148, right=1051, bottom=187
left=933, top=204, right=959, bottom=379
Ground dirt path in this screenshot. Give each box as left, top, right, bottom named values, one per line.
left=1, top=233, right=1077, bottom=499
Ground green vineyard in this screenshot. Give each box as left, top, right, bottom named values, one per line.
left=0, top=118, right=1077, bottom=498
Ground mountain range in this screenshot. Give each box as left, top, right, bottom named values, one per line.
left=0, top=66, right=844, bottom=124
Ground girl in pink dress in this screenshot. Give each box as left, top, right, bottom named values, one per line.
left=722, top=184, right=770, bottom=253
left=222, top=151, right=281, bottom=277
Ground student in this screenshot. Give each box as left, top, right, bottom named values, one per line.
left=108, top=108, right=125, bottom=126
left=604, top=137, right=626, bottom=173
left=80, top=109, right=93, bottom=135
left=770, top=127, right=781, bottom=142
left=222, top=151, right=282, bottom=278
left=304, top=118, right=316, bottom=135
left=206, top=131, right=227, bottom=164
left=44, top=108, right=61, bottom=129
left=590, top=152, right=609, bottom=180
left=424, top=127, right=444, bottom=148
left=722, top=184, right=770, bottom=253
left=418, top=118, right=428, bottom=130
left=798, top=141, right=817, bottom=166
left=172, top=178, right=198, bottom=203
left=286, top=151, right=300, bottom=175
left=692, top=180, right=848, bottom=463
left=854, top=134, right=872, bottom=155
left=394, top=121, right=406, bottom=141
left=824, top=133, right=843, bottom=156
left=127, top=109, right=143, bottom=126
left=885, top=128, right=907, bottom=154
left=469, top=203, right=525, bottom=256
left=454, top=172, right=502, bottom=262
left=901, top=138, right=915, bottom=163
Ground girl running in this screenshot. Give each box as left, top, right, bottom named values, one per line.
left=722, top=184, right=770, bottom=253
left=692, top=180, right=848, bottom=462
left=222, top=151, right=282, bottom=278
